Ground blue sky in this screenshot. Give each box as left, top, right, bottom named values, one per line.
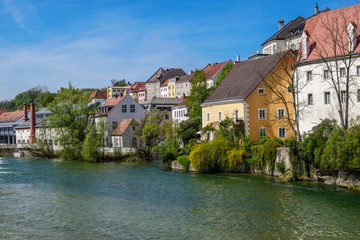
left=0, top=0, right=357, bottom=101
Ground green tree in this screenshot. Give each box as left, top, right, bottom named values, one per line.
left=185, top=70, right=208, bottom=119
left=209, top=62, right=234, bottom=94
left=47, top=86, right=95, bottom=160
left=178, top=116, right=201, bottom=145
left=111, top=79, right=131, bottom=87
left=81, top=124, right=101, bottom=162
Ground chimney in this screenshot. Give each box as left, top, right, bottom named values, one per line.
left=315, top=3, right=319, bottom=14
left=23, top=103, right=28, bottom=122
left=278, top=19, right=284, bottom=31
left=236, top=55, right=240, bottom=62
left=29, top=103, right=36, bottom=143
left=181, top=94, right=186, bottom=101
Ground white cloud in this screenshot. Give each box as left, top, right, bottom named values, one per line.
left=2, top=0, right=37, bottom=33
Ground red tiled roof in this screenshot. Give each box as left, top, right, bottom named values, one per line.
left=130, top=82, right=146, bottom=93
left=0, top=110, right=23, bottom=122
left=90, top=91, right=107, bottom=99
left=0, top=109, right=6, bottom=115
left=94, top=96, right=126, bottom=117
left=303, top=4, right=360, bottom=61
left=161, top=79, right=169, bottom=87
left=112, top=119, right=138, bottom=136
left=203, top=60, right=229, bottom=79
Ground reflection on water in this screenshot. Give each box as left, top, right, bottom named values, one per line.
left=0, top=157, right=359, bottom=239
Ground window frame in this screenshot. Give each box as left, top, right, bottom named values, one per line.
left=278, top=127, right=286, bottom=138
left=324, top=92, right=330, bottom=104
left=339, top=68, right=346, bottom=78
left=122, top=104, right=127, bottom=113
left=258, top=108, right=266, bottom=120
left=277, top=108, right=285, bottom=119
left=324, top=69, right=329, bottom=79
left=130, top=104, right=135, bottom=113
left=259, top=128, right=267, bottom=139
left=207, top=112, right=210, bottom=122
left=218, top=111, right=222, bottom=121
left=258, top=88, right=265, bottom=94
left=306, top=71, right=312, bottom=81
left=307, top=93, right=313, bottom=105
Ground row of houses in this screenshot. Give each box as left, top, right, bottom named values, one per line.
left=1, top=4, right=360, bottom=149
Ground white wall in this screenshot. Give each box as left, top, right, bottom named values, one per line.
left=172, top=106, right=188, bottom=124
left=297, top=57, right=360, bottom=134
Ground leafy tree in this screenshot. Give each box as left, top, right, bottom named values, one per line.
left=178, top=116, right=201, bottom=145
left=111, top=79, right=131, bottom=87
left=185, top=70, right=208, bottom=119
left=81, top=124, right=101, bottom=162
left=47, top=86, right=95, bottom=160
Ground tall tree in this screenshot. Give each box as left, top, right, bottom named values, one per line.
left=47, top=86, right=95, bottom=159
left=185, top=70, right=209, bottom=119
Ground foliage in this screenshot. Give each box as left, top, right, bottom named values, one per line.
left=259, top=140, right=282, bottom=172
left=180, top=139, right=198, bottom=155
left=321, top=126, right=360, bottom=171
left=178, top=117, right=201, bottom=145
left=111, top=79, right=131, bottom=87
left=27, top=129, right=59, bottom=158
left=185, top=70, right=209, bottom=119
left=81, top=124, right=101, bottom=162
left=259, top=137, right=283, bottom=146
left=47, top=86, right=95, bottom=160
left=176, top=155, right=191, bottom=171
left=209, top=62, right=234, bottom=94
left=161, top=151, right=177, bottom=164
left=0, top=86, right=55, bottom=111
left=226, top=149, right=246, bottom=172
left=189, top=136, right=233, bottom=173
left=276, top=161, right=286, bottom=174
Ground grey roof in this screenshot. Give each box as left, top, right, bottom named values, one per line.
left=262, top=16, right=306, bottom=46
left=141, top=97, right=183, bottom=105
left=203, top=52, right=289, bottom=105
left=146, top=68, right=186, bottom=85
left=262, top=7, right=331, bottom=47
left=177, top=74, right=193, bottom=83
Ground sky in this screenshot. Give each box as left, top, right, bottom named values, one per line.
left=0, top=0, right=357, bottom=101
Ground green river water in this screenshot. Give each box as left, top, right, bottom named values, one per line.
left=0, top=157, right=359, bottom=239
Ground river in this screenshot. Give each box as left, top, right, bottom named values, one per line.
left=0, top=157, right=359, bottom=239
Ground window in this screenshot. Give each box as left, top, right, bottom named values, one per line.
left=358, top=89, right=360, bottom=102
left=341, top=91, right=347, bottom=103
left=259, top=128, right=267, bottom=138
left=258, top=88, right=265, bottom=94
left=357, top=66, right=360, bottom=76
left=234, top=110, right=239, bottom=121
left=324, top=92, right=330, bottom=104
left=287, top=85, right=292, bottom=93
left=306, top=71, right=312, bottom=81
left=278, top=127, right=286, bottom=138
left=112, top=121, right=118, bottom=130
left=218, top=112, right=222, bottom=121
left=308, top=94, right=313, bottom=105
left=258, top=109, right=266, bottom=119
left=131, top=137, right=137, bottom=148
left=207, top=112, right=210, bottom=122
left=277, top=108, right=285, bottom=118
left=122, top=105, right=127, bottom=113
left=324, top=69, right=329, bottom=79
left=340, top=68, right=346, bottom=78
left=130, top=104, right=135, bottom=113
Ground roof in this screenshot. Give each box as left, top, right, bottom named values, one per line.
left=141, top=97, right=183, bottom=105
left=113, top=118, right=138, bottom=136
left=261, top=7, right=330, bottom=47
left=90, top=91, right=107, bottom=99
left=146, top=68, right=186, bottom=85
left=203, top=60, right=230, bottom=79
left=262, top=16, right=306, bottom=46
left=302, top=4, right=360, bottom=61
left=94, top=95, right=126, bottom=117
left=203, top=52, right=289, bottom=104
left=129, top=82, right=146, bottom=93
left=0, top=110, right=23, bottom=123
left=0, top=109, right=6, bottom=115
left=177, top=73, right=194, bottom=83
left=161, top=79, right=169, bottom=87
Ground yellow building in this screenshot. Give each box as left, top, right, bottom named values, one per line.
left=201, top=51, right=294, bottom=143
left=167, top=77, right=179, bottom=98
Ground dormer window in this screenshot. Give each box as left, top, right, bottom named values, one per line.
left=258, top=88, right=265, bottom=94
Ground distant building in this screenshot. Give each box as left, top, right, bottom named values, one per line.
left=175, top=73, right=193, bottom=98
left=172, top=101, right=188, bottom=125
left=167, top=76, right=181, bottom=98
left=138, top=85, right=147, bottom=104
left=90, top=90, right=107, bottom=104
left=145, top=68, right=186, bottom=101
left=107, top=86, right=132, bottom=100
left=0, top=109, right=24, bottom=145
left=160, top=80, right=169, bottom=98
left=141, top=97, right=183, bottom=112
left=127, top=82, right=146, bottom=102
left=0, top=109, right=6, bottom=115
left=203, top=60, right=233, bottom=89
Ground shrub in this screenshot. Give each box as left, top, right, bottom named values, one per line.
left=161, top=151, right=177, bottom=164
left=176, top=155, right=191, bottom=171
left=226, top=149, right=246, bottom=172
left=259, top=140, right=282, bottom=172
left=276, top=161, right=286, bottom=174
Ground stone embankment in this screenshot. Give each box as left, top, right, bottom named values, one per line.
left=315, top=170, right=360, bottom=191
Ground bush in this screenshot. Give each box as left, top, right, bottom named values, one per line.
left=321, top=126, right=360, bottom=171
left=189, top=136, right=233, bottom=173
left=276, top=161, right=286, bottom=174
left=226, top=149, right=246, bottom=172
left=259, top=140, right=282, bottom=172
left=176, top=155, right=191, bottom=171
left=161, top=151, right=177, bottom=164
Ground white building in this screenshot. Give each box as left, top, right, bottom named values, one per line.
left=94, top=95, right=148, bottom=144
left=171, top=101, right=188, bottom=125
left=297, top=4, right=360, bottom=133
left=112, top=118, right=140, bottom=153
left=160, top=80, right=168, bottom=98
